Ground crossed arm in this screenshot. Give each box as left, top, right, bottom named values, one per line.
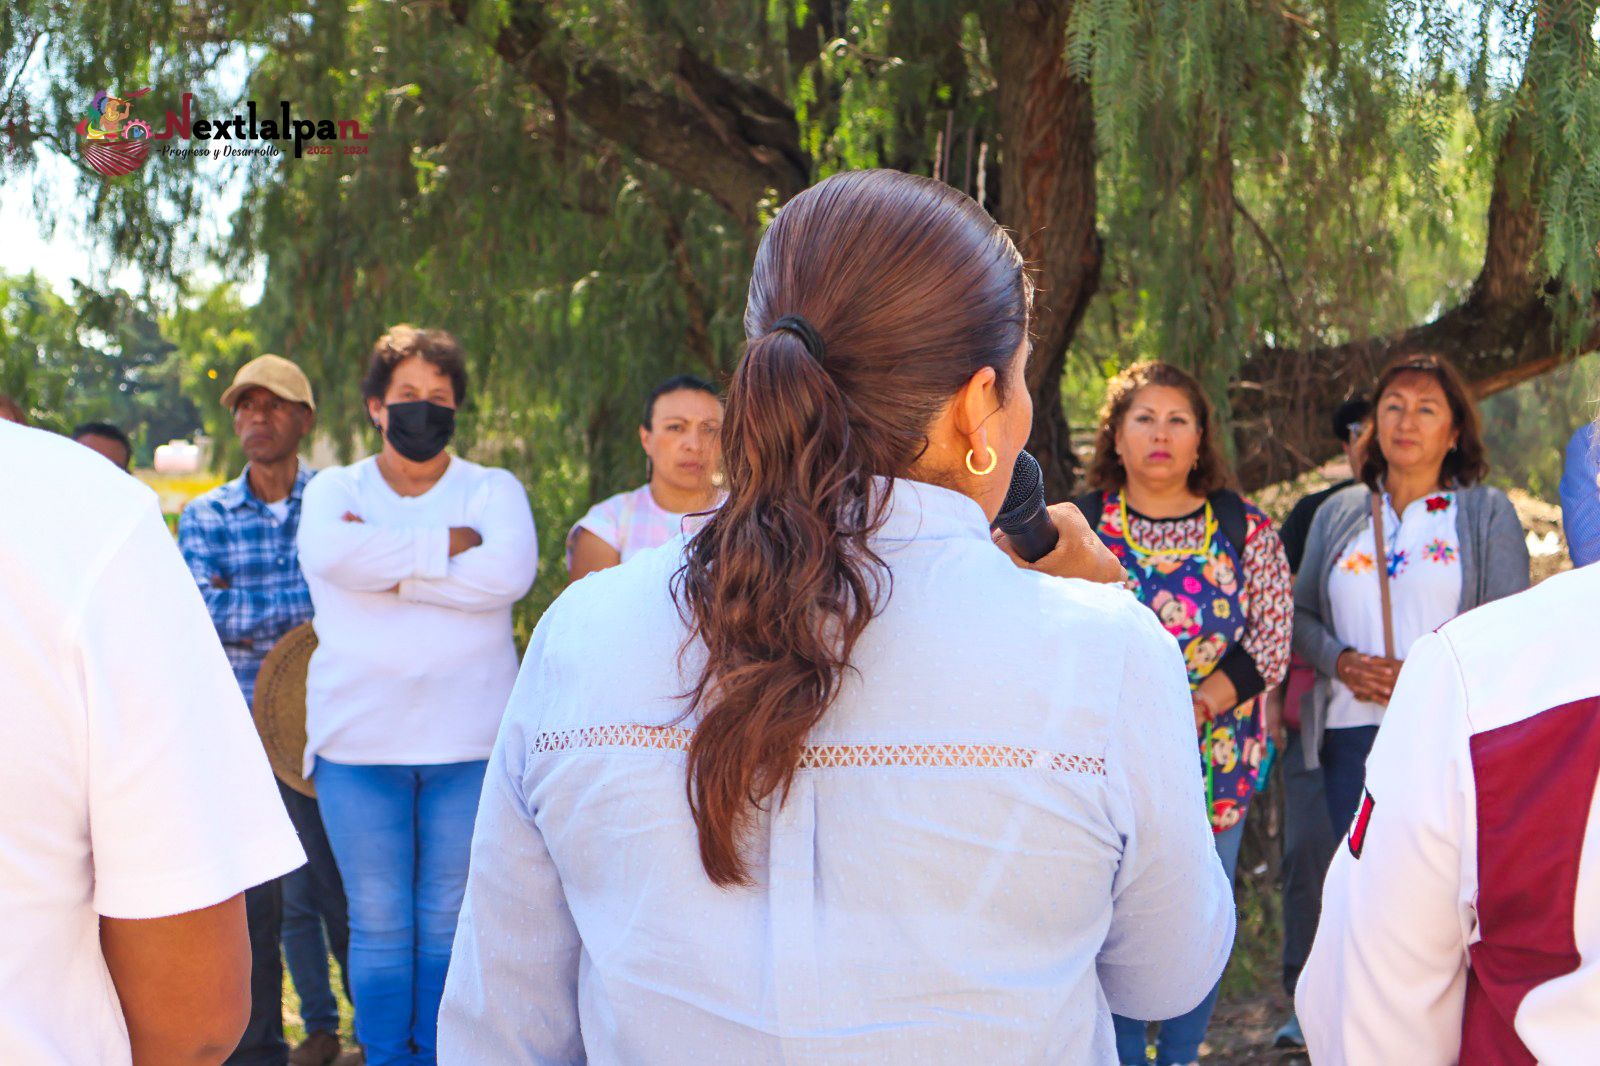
left=177, top=506, right=312, bottom=644
left=298, top=470, right=537, bottom=611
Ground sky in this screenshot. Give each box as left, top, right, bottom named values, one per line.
left=3, top=151, right=145, bottom=296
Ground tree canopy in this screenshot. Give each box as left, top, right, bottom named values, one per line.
left=0, top=270, right=208, bottom=459
left=4, top=0, right=1600, bottom=538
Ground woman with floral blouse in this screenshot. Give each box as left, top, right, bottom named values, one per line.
left=1077, top=361, right=1293, bottom=1066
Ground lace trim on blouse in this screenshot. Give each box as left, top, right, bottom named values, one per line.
left=531, top=725, right=1107, bottom=776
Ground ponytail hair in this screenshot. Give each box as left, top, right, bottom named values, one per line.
left=673, top=169, right=1031, bottom=886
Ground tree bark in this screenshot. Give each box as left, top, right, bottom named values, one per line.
left=983, top=0, right=1102, bottom=500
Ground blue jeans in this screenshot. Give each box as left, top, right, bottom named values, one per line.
left=1113, top=820, right=1245, bottom=1065
left=314, top=759, right=487, bottom=1066
left=279, top=782, right=350, bottom=1036
left=1322, top=725, right=1380, bottom=837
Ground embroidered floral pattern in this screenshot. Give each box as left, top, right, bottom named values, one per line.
left=1340, top=550, right=1375, bottom=575
left=1386, top=549, right=1409, bottom=578
left=1425, top=494, right=1451, bottom=513
left=530, top=725, right=1109, bottom=776
left=1422, top=538, right=1457, bottom=564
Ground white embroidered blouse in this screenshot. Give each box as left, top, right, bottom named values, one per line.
left=1326, top=489, right=1465, bottom=729
left=440, top=479, right=1234, bottom=1064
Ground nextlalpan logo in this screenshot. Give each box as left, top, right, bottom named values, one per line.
left=75, top=87, right=369, bottom=178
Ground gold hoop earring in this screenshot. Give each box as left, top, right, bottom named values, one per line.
left=965, top=446, right=998, bottom=476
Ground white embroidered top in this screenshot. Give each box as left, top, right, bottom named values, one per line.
left=440, top=479, right=1234, bottom=1064
left=1326, top=489, right=1464, bottom=729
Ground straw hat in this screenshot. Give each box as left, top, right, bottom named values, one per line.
left=253, top=622, right=318, bottom=797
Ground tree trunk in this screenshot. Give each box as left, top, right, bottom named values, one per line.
left=983, top=0, right=1102, bottom=500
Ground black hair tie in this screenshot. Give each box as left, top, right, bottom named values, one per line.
left=770, top=315, right=826, bottom=363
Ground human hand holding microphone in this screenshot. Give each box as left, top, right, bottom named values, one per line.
left=990, top=450, right=1126, bottom=585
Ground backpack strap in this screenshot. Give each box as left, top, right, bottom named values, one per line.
left=1207, top=488, right=1250, bottom=557
left=1071, top=489, right=1106, bottom=528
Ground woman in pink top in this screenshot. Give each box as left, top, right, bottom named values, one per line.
left=565, top=374, right=725, bottom=581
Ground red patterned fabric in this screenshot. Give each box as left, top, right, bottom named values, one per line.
left=531, top=725, right=1107, bottom=776
left=1238, top=510, right=1294, bottom=691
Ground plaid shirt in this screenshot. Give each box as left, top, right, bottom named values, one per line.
left=178, top=464, right=315, bottom=705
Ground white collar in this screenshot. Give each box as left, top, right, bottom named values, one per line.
left=873, top=477, right=992, bottom=543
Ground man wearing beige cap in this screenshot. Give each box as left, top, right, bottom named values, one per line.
left=178, top=356, right=355, bottom=1066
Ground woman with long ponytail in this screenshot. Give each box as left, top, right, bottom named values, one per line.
left=441, top=170, right=1233, bottom=1062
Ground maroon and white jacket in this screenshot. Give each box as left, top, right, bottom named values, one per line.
left=1298, top=564, right=1600, bottom=1064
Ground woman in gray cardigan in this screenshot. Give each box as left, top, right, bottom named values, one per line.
left=1292, top=355, right=1529, bottom=835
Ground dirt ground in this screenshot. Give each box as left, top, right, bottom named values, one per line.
left=1204, top=989, right=1310, bottom=1065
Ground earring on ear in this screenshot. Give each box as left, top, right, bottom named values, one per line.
left=965, top=446, right=998, bottom=476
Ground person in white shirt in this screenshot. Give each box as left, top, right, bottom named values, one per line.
left=297, top=325, right=537, bottom=1066
left=439, top=169, right=1232, bottom=1064
left=565, top=373, right=725, bottom=582
left=0, top=419, right=305, bottom=1065
left=1298, top=556, right=1600, bottom=1064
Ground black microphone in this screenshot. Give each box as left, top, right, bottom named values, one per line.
left=992, top=450, right=1059, bottom=562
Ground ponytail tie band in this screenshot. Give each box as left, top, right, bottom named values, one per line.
left=770, top=315, right=827, bottom=363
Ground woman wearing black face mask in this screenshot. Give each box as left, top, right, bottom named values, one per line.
left=297, top=324, right=538, bottom=1066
